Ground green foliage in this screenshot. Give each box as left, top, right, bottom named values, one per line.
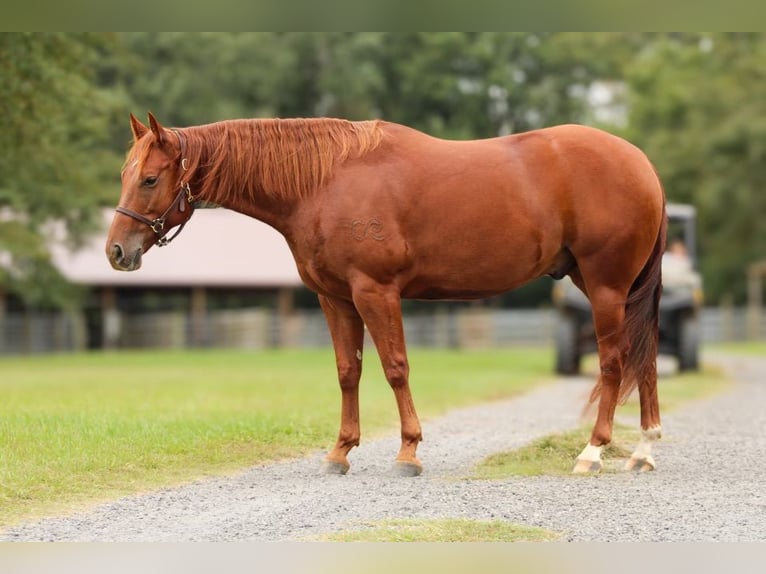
left=0, top=33, right=123, bottom=308
left=623, top=33, right=766, bottom=303
left=113, top=33, right=601, bottom=138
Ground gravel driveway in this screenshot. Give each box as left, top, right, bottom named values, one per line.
left=3, top=352, right=765, bottom=542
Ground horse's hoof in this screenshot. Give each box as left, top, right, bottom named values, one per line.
left=624, top=455, right=656, bottom=472
left=572, top=458, right=602, bottom=474
left=393, top=460, right=423, bottom=477
left=321, top=459, right=350, bottom=475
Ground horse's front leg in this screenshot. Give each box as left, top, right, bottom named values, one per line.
left=318, top=295, right=365, bottom=475
left=352, top=281, right=423, bottom=476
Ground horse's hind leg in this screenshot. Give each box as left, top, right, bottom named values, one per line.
left=318, top=295, right=365, bottom=475
left=572, top=285, right=630, bottom=474
left=351, top=280, right=423, bottom=477
left=625, top=368, right=661, bottom=471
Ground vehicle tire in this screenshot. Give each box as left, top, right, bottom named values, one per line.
left=555, top=312, right=581, bottom=375
left=677, top=313, right=700, bottom=372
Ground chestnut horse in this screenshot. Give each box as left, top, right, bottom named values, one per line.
left=107, top=113, right=666, bottom=476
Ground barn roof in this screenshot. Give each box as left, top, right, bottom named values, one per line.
left=50, top=209, right=303, bottom=288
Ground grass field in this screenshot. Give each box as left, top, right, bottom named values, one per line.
left=0, top=347, right=554, bottom=528
left=316, top=518, right=558, bottom=542
left=709, top=341, right=766, bottom=356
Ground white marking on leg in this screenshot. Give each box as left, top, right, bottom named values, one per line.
left=577, top=443, right=603, bottom=463
left=356, top=349, right=362, bottom=361
left=643, top=424, right=662, bottom=441
left=633, top=439, right=652, bottom=459
left=626, top=424, right=661, bottom=471
left=633, top=425, right=662, bottom=458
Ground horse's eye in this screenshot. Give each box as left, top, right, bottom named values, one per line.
left=142, top=176, right=158, bottom=188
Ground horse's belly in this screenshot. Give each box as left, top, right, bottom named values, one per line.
left=402, top=284, right=519, bottom=300
left=398, top=210, right=568, bottom=299
left=401, top=251, right=545, bottom=300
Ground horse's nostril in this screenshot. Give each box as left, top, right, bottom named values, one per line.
left=111, top=243, right=124, bottom=262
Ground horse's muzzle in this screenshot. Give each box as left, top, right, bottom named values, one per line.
left=108, top=242, right=142, bottom=271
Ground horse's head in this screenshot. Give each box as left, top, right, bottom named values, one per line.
left=106, top=113, right=194, bottom=271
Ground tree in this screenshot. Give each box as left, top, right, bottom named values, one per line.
left=624, top=33, right=766, bottom=303
left=114, top=33, right=611, bottom=140
left=0, top=33, right=122, bottom=308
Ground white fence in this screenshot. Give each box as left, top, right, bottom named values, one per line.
left=0, top=312, right=88, bottom=354
left=1, top=307, right=764, bottom=355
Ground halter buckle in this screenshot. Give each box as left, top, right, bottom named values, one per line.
left=150, top=218, right=165, bottom=234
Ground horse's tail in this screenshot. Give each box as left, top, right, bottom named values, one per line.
left=590, top=190, right=667, bottom=406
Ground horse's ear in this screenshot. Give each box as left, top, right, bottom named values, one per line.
left=129, top=113, right=149, bottom=141
left=147, top=112, right=168, bottom=146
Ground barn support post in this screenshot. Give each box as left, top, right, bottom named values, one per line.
left=190, top=287, right=208, bottom=347
left=275, top=287, right=295, bottom=347
left=720, top=294, right=735, bottom=342
left=101, top=287, right=120, bottom=349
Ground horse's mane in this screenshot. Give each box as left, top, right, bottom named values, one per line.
left=167, top=118, right=384, bottom=204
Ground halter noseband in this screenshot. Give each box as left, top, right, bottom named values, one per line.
left=115, top=130, right=194, bottom=247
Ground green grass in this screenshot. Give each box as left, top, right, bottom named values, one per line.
left=0, top=347, right=553, bottom=528
left=473, top=425, right=638, bottom=479
left=316, top=518, right=558, bottom=542
left=709, top=341, right=766, bottom=356
left=473, top=364, right=732, bottom=479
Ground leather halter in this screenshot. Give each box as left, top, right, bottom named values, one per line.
left=115, top=130, right=194, bottom=247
